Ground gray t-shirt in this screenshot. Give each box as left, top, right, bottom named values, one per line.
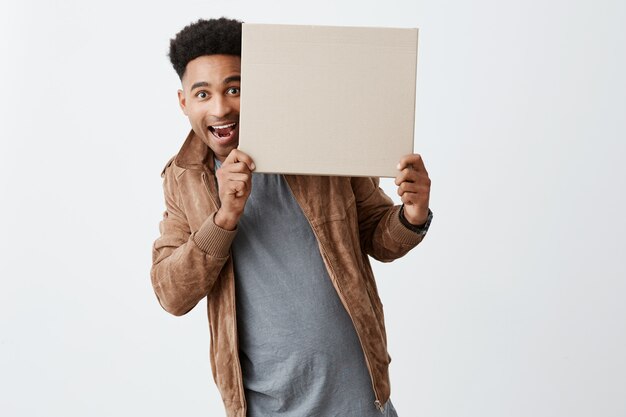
left=218, top=163, right=398, bottom=416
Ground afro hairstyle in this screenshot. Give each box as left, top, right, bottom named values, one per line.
left=168, top=17, right=243, bottom=80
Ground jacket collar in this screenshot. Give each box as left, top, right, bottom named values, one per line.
left=174, top=129, right=215, bottom=172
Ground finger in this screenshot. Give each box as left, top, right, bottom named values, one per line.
left=397, top=153, right=427, bottom=174
left=395, top=167, right=432, bottom=187
left=222, top=161, right=253, bottom=174
left=226, top=179, right=249, bottom=197
left=224, top=172, right=251, bottom=183
left=397, top=182, right=420, bottom=196
left=400, top=193, right=416, bottom=206
left=401, top=192, right=422, bottom=206
left=224, top=149, right=256, bottom=171
left=398, top=182, right=430, bottom=204
left=394, top=167, right=419, bottom=186
left=215, top=166, right=251, bottom=185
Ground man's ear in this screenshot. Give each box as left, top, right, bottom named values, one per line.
left=177, top=89, right=188, bottom=115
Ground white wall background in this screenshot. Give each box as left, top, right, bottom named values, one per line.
left=1, top=0, right=625, bottom=416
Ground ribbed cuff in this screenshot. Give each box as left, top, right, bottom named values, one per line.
left=192, top=213, right=237, bottom=258
left=387, top=205, right=426, bottom=245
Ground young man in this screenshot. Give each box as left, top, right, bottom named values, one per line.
left=151, top=17, right=433, bottom=417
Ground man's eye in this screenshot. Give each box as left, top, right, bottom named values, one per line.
left=227, top=87, right=240, bottom=95
left=196, top=91, right=208, bottom=99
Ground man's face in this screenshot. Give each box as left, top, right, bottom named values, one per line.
left=178, top=54, right=241, bottom=162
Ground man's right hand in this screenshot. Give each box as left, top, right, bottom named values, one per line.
left=214, top=149, right=255, bottom=231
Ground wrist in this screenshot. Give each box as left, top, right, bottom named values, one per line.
left=214, top=208, right=239, bottom=231
left=403, top=206, right=429, bottom=226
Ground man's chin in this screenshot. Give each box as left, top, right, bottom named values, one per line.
left=211, top=141, right=239, bottom=162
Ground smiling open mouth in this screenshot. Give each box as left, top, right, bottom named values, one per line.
left=209, top=122, right=238, bottom=138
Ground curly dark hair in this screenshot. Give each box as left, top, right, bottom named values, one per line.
left=168, top=17, right=243, bottom=79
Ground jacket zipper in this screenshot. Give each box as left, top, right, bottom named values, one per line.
left=283, top=176, right=385, bottom=413
left=375, top=400, right=385, bottom=413
left=202, top=171, right=247, bottom=414
left=317, top=235, right=385, bottom=414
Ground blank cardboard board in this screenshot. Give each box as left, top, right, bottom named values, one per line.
left=239, top=23, right=418, bottom=178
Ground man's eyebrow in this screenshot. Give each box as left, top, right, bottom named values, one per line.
left=224, top=75, right=241, bottom=84
left=190, top=81, right=209, bottom=91
left=190, top=76, right=240, bottom=91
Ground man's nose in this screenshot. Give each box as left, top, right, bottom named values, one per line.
left=209, top=95, right=233, bottom=118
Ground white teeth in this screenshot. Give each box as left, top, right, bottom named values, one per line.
left=211, top=122, right=236, bottom=129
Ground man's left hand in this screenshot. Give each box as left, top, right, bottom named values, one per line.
left=395, top=154, right=431, bottom=226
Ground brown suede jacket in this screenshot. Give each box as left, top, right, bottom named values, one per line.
left=150, top=131, right=425, bottom=417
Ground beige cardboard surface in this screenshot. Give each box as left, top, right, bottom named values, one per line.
left=239, top=23, right=418, bottom=178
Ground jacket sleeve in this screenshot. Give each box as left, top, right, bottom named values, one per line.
left=150, top=165, right=236, bottom=316
left=351, top=176, right=425, bottom=262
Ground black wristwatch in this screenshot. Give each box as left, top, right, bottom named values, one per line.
left=399, top=206, right=433, bottom=236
